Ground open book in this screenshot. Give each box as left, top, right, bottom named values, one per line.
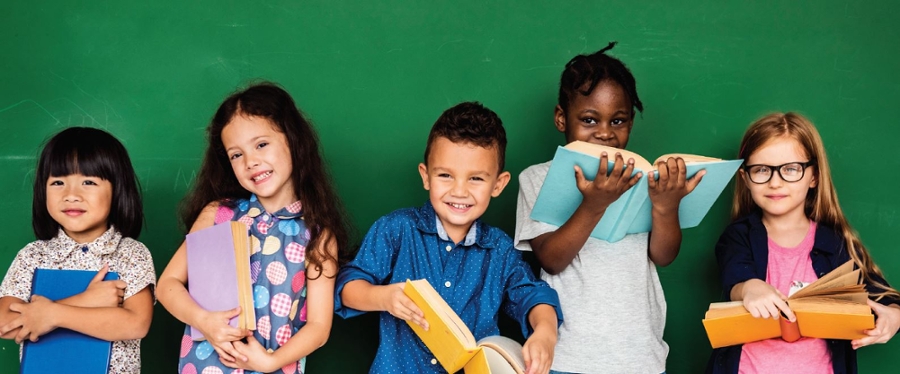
left=531, top=141, right=742, bottom=243
left=186, top=221, right=256, bottom=340
left=403, top=279, right=525, bottom=374
left=702, top=260, right=874, bottom=348
left=21, top=269, right=119, bottom=374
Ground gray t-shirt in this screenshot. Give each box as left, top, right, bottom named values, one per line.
left=514, top=161, right=668, bottom=374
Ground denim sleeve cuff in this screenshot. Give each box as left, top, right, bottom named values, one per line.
left=516, top=287, right=563, bottom=337
left=333, top=267, right=379, bottom=319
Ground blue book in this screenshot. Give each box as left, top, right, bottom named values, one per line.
left=531, top=141, right=742, bottom=243
left=20, top=268, right=119, bottom=374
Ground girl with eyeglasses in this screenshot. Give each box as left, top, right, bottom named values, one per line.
left=707, top=112, right=900, bottom=374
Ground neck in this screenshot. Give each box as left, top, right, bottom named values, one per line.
left=761, top=210, right=809, bottom=235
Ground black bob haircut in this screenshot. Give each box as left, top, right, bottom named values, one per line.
left=32, top=127, right=144, bottom=240
left=558, top=41, right=643, bottom=116
left=424, top=101, right=507, bottom=171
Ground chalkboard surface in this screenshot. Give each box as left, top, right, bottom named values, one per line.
left=2, top=1, right=898, bottom=372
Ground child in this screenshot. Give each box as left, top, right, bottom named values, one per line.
left=0, top=127, right=156, bottom=374
left=335, top=102, right=562, bottom=374
left=707, top=112, right=900, bottom=373
left=157, top=83, right=349, bottom=374
left=514, top=42, right=704, bottom=373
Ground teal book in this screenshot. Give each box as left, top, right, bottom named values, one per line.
left=20, top=269, right=119, bottom=374
left=531, top=141, right=742, bottom=243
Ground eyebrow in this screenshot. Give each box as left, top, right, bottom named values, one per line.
left=579, top=109, right=631, bottom=117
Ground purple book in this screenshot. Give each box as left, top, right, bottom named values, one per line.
left=186, top=222, right=254, bottom=340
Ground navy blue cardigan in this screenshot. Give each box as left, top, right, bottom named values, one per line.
left=706, top=211, right=900, bottom=374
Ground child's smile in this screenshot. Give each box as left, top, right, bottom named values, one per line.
left=46, top=173, right=112, bottom=243
left=222, top=114, right=297, bottom=212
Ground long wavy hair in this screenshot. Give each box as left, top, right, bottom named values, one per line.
left=734, top=112, right=899, bottom=300
left=180, top=82, right=351, bottom=277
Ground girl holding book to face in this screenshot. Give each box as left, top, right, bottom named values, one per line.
left=157, top=82, right=349, bottom=374
left=708, top=113, right=900, bottom=373
left=0, top=127, right=156, bottom=374
left=514, top=42, right=705, bottom=373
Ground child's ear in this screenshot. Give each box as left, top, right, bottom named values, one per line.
left=809, top=168, right=818, bottom=189
left=491, top=171, right=511, bottom=197
left=554, top=105, right=567, bottom=133
left=418, top=163, right=430, bottom=190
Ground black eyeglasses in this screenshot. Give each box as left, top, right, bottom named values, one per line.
left=742, top=161, right=815, bottom=184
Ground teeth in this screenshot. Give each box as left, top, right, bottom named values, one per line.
left=253, top=172, right=271, bottom=182
left=450, top=203, right=470, bottom=209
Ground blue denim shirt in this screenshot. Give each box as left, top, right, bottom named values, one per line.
left=335, top=202, right=562, bottom=374
left=707, top=210, right=899, bottom=374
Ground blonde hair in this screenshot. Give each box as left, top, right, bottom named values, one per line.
left=734, top=112, right=899, bottom=300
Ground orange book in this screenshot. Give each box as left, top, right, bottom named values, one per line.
left=403, top=279, right=525, bottom=373
left=702, top=260, right=874, bottom=348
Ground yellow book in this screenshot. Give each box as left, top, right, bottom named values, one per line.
left=702, top=260, right=874, bottom=348
left=403, top=279, right=525, bottom=374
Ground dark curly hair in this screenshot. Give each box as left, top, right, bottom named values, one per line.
left=558, top=42, right=643, bottom=116
left=423, top=101, right=507, bottom=171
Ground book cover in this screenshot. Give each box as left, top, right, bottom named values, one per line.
left=531, top=141, right=742, bottom=242
left=702, top=260, right=874, bottom=348
left=402, top=279, right=524, bottom=374
left=20, top=268, right=119, bottom=374
left=186, top=221, right=256, bottom=340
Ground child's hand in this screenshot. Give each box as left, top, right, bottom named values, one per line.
left=195, top=306, right=250, bottom=363
left=852, top=300, right=900, bottom=349
left=522, top=328, right=556, bottom=374
left=647, top=157, right=706, bottom=213
left=574, top=152, right=641, bottom=215
left=78, top=264, right=127, bottom=308
left=221, top=334, right=277, bottom=372
left=740, top=279, right=796, bottom=321
left=1, top=296, right=59, bottom=343
left=382, top=283, right=428, bottom=331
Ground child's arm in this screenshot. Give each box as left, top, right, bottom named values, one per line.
left=157, top=202, right=249, bottom=363
left=1, top=286, right=153, bottom=342
left=646, top=157, right=705, bottom=266
left=222, top=231, right=340, bottom=372
left=852, top=300, right=900, bottom=349
left=530, top=152, right=640, bottom=274
left=55, top=264, right=126, bottom=308
left=0, top=296, right=25, bottom=339
left=340, top=280, right=428, bottom=330
left=521, top=304, right=558, bottom=374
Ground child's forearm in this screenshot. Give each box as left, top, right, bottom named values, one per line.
left=0, top=297, right=24, bottom=339
left=531, top=203, right=606, bottom=275
left=527, top=304, right=559, bottom=338
left=53, top=287, right=153, bottom=341
left=341, top=279, right=391, bottom=312
left=157, top=275, right=207, bottom=327
left=648, top=205, right=681, bottom=266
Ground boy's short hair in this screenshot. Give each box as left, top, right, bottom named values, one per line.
left=558, top=41, right=643, bottom=116
left=423, top=101, right=507, bottom=171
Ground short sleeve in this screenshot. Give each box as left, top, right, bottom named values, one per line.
left=515, top=163, right=559, bottom=252
left=334, top=214, right=401, bottom=318
left=0, top=243, right=40, bottom=301
left=115, top=239, right=157, bottom=300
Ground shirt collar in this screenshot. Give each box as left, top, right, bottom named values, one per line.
left=244, top=194, right=304, bottom=220
left=744, top=209, right=841, bottom=255
left=415, top=201, right=494, bottom=249
left=46, top=226, right=121, bottom=263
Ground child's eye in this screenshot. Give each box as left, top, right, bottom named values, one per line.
left=83, top=180, right=98, bottom=186
left=611, top=118, right=627, bottom=127
left=229, top=152, right=242, bottom=160
left=437, top=173, right=451, bottom=179
left=48, top=180, right=64, bottom=186
left=581, top=117, right=598, bottom=126
left=257, top=142, right=268, bottom=149
left=470, top=176, right=485, bottom=182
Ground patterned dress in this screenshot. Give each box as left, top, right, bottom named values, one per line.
left=179, top=195, right=310, bottom=374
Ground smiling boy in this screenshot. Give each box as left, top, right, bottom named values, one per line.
left=336, top=102, right=562, bottom=374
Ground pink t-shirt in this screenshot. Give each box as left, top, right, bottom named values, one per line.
left=739, top=221, right=833, bottom=374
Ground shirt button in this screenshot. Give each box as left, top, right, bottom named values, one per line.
left=445, top=245, right=452, bottom=252
left=431, top=358, right=437, bottom=365
left=444, top=281, right=451, bottom=288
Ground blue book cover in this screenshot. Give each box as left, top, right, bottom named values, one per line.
left=20, top=268, right=119, bottom=374
left=531, top=142, right=742, bottom=243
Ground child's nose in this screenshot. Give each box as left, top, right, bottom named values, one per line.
left=450, top=180, right=468, bottom=196
left=594, top=125, right=613, bottom=140
left=63, top=187, right=82, bottom=202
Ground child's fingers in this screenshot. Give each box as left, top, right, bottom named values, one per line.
left=686, top=169, right=707, bottom=192
left=573, top=165, right=588, bottom=189
left=90, top=264, right=109, bottom=283
left=597, top=152, right=609, bottom=180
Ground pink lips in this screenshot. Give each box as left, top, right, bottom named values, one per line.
left=63, top=209, right=85, bottom=216
left=766, top=194, right=787, bottom=201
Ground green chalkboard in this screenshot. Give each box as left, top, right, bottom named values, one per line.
left=2, top=1, right=898, bottom=372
